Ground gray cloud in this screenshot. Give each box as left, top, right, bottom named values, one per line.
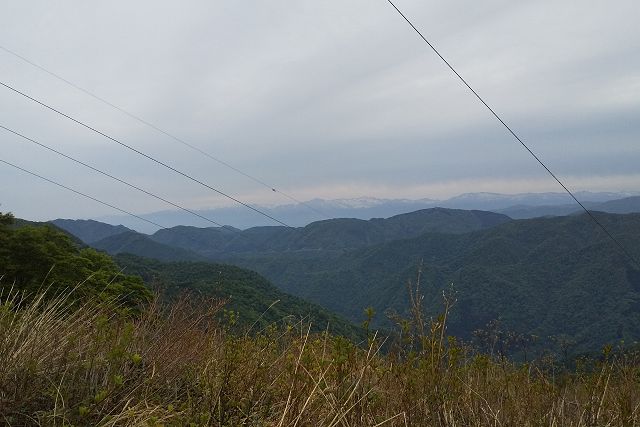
left=1, top=0, right=638, bottom=223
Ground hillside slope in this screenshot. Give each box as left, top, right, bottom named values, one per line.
left=54, top=209, right=640, bottom=354
left=225, top=213, right=640, bottom=354
left=92, top=231, right=204, bottom=262
left=51, top=219, right=132, bottom=244
left=594, top=196, right=640, bottom=214
left=150, top=208, right=511, bottom=257
left=0, top=212, right=151, bottom=310
left=115, top=254, right=363, bottom=339
left=498, top=196, right=640, bottom=219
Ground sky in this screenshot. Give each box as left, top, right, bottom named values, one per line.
left=1, top=0, right=639, bottom=224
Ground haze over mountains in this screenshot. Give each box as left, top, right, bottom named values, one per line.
left=223, top=212, right=640, bottom=353
left=52, top=194, right=640, bottom=355
left=54, top=208, right=510, bottom=255
left=96, top=191, right=640, bottom=232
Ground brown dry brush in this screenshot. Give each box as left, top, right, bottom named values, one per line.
left=1, top=284, right=640, bottom=426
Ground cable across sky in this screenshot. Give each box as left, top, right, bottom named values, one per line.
left=385, top=0, right=640, bottom=269
left=0, top=123, right=243, bottom=233
left=0, top=80, right=292, bottom=228
left=0, top=158, right=166, bottom=230
left=0, top=44, right=329, bottom=221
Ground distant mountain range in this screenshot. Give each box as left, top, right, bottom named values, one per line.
left=53, top=206, right=640, bottom=354
left=51, top=219, right=132, bottom=244
left=220, top=212, right=640, bottom=353
left=497, top=196, right=640, bottom=219
left=56, top=208, right=510, bottom=257
left=94, top=191, right=640, bottom=232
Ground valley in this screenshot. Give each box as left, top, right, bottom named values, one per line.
left=53, top=202, right=640, bottom=355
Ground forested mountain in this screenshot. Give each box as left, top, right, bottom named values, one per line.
left=224, top=212, right=640, bottom=354
left=497, top=204, right=595, bottom=219
left=55, top=208, right=509, bottom=260
left=91, top=231, right=204, bottom=262
left=115, top=254, right=363, bottom=339
left=128, top=208, right=509, bottom=257
left=498, top=196, right=640, bottom=219
left=51, top=219, right=132, bottom=244
left=96, top=191, right=635, bottom=232
left=1, top=212, right=362, bottom=337
left=53, top=208, right=640, bottom=354
left=0, top=212, right=150, bottom=311
left=594, top=196, right=640, bottom=214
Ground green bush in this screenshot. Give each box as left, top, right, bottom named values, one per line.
left=0, top=212, right=151, bottom=312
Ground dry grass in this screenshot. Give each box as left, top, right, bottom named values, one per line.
left=1, top=284, right=640, bottom=426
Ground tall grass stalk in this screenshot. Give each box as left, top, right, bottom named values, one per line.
left=1, top=286, right=640, bottom=426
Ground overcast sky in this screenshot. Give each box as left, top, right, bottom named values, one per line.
left=1, top=0, right=639, bottom=224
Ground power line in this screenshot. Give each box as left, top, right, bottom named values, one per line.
left=385, top=0, right=640, bottom=269
left=0, top=45, right=329, bottom=221
left=0, top=158, right=165, bottom=230
left=0, top=80, right=292, bottom=228
left=0, top=123, right=242, bottom=233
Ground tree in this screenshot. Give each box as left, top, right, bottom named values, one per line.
left=0, top=211, right=151, bottom=312
left=0, top=212, right=14, bottom=227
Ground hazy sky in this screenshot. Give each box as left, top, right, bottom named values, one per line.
left=1, top=0, right=639, bottom=223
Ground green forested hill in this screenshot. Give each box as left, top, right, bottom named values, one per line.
left=114, top=254, right=363, bottom=339
left=224, top=213, right=640, bottom=354
left=92, top=231, right=205, bottom=262
left=51, top=209, right=640, bottom=354
left=0, top=212, right=151, bottom=310
left=51, top=218, right=132, bottom=244
left=146, top=208, right=509, bottom=256
left=1, top=211, right=362, bottom=339
left=72, top=208, right=509, bottom=259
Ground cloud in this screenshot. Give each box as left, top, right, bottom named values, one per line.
left=0, top=0, right=638, bottom=221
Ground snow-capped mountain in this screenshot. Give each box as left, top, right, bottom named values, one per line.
left=94, top=191, right=639, bottom=233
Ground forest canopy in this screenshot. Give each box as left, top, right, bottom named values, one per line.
left=0, top=212, right=151, bottom=311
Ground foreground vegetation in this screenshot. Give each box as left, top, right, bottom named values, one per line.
left=3, top=211, right=640, bottom=425
left=0, top=212, right=150, bottom=313
left=2, top=284, right=640, bottom=426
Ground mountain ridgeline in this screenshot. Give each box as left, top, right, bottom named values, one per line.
left=96, top=191, right=639, bottom=232
left=2, top=213, right=362, bottom=338
left=226, top=213, right=640, bottom=353
left=115, top=254, right=363, bottom=339
left=497, top=196, right=640, bottom=219
left=69, top=208, right=510, bottom=258
left=53, top=207, right=640, bottom=355
left=91, top=231, right=205, bottom=262
left=51, top=219, right=133, bottom=244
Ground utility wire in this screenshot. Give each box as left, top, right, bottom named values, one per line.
left=385, top=0, right=640, bottom=269
left=0, top=158, right=165, bottom=230
left=0, top=45, right=329, bottom=221
left=0, top=80, right=292, bottom=228
left=0, top=123, right=242, bottom=233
